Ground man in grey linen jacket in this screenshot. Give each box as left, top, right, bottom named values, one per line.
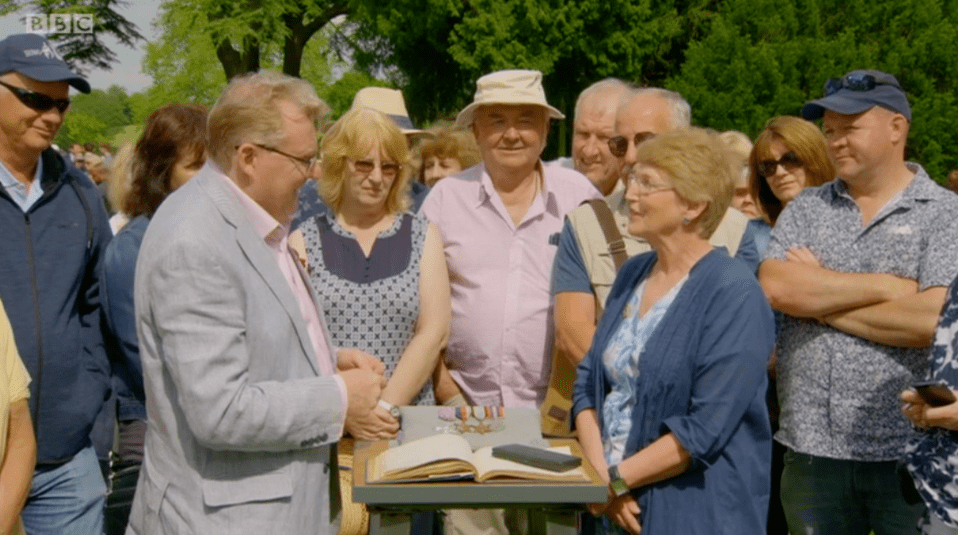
left=126, top=71, right=386, bottom=535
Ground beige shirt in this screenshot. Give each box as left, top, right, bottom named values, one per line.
left=0, top=299, right=30, bottom=535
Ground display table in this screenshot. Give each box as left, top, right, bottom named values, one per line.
left=351, top=407, right=606, bottom=535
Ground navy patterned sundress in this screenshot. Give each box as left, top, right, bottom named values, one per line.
left=301, top=210, right=434, bottom=405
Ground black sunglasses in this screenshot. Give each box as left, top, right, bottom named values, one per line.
left=608, top=132, right=656, bottom=158
left=823, top=72, right=902, bottom=97
left=0, top=80, right=71, bottom=113
left=758, top=152, right=803, bottom=178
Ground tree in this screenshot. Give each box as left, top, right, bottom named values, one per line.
left=54, top=84, right=132, bottom=147
left=3, top=0, right=144, bottom=75
left=668, top=0, right=958, bottom=181
left=136, top=1, right=340, bottom=123
left=156, top=0, right=348, bottom=81
left=347, top=0, right=721, bottom=156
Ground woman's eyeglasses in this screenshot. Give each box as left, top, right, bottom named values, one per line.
left=0, top=80, right=71, bottom=113
left=823, top=72, right=902, bottom=97
left=758, top=152, right=803, bottom=177
left=352, top=159, right=401, bottom=179
left=608, top=132, right=656, bottom=158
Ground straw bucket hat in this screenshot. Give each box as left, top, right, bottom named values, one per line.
left=351, top=87, right=423, bottom=135
left=455, top=69, right=565, bottom=127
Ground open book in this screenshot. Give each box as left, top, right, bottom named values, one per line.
left=366, top=434, right=590, bottom=484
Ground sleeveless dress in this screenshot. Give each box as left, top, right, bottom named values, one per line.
left=302, top=210, right=434, bottom=405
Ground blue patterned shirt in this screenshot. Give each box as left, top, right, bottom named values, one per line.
left=906, top=275, right=958, bottom=529
left=601, top=276, right=687, bottom=466
left=764, top=163, right=958, bottom=461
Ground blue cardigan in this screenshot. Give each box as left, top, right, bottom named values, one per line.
left=572, top=249, right=774, bottom=534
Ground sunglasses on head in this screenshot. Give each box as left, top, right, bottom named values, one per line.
left=823, top=72, right=902, bottom=97
left=608, top=132, right=656, bottom=158
left=758, top=152, right=803, bottom=178
left=0, top=80, right=71, bottom=113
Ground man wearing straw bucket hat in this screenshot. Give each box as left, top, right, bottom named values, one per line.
left=422, top=69, right=599, bottom=534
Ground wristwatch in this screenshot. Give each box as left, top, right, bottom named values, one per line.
left=377, top=399, right=402, bottom=421
left=608, top=464, right=630, bottom=498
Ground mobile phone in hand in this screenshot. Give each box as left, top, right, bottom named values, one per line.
left=913, top=381, right=957, bottom=407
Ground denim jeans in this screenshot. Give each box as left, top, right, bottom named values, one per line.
left=20, top=444, right=106, bottom=535
left=780, top=448, right=925, bottom=535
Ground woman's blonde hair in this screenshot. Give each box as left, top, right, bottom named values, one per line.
left=749, top=116, right=834, bottom=225
left=633, top=127, right=734, bottom=239
left=319, top=107, right=411, bottom=214
left=107, top=142, right=135, bottom=215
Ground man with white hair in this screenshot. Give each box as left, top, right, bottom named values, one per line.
left=422, top=69, right=599, bottom=534
left=550, top=86, right=755, bottom=409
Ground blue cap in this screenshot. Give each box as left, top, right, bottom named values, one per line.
left=802, top=69, right=910, bottom=121
left=0, top=34, right=90, bottom=93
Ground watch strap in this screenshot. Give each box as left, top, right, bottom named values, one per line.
left=608, top=464, right=630, bottom=497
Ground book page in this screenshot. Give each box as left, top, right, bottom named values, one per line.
left=472, top=446, right=589, bottom=482
left=380, top=433, right=475, bottom=475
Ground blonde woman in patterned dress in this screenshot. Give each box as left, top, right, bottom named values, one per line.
left=300, top=107, right=450, bottom=440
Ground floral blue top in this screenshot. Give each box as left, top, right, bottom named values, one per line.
left=905, top=274, right=958, bottom=528
left=602, top=276, right=687, bottom=466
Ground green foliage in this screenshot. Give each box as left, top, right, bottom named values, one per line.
left=134, top=1, right=342, bottom=124
left=53, top=84, right=132, bottom=147
left=320, top=70, right=392, bottom=118
left=669, top=0, right=958, bottom=180
left=56, top=112, right=107, bottom=147
left=134, top=3, right=226, bottom=123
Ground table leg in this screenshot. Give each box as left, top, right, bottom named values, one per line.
left=368, top=510, right=411, bottom=535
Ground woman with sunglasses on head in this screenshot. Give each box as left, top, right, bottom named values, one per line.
left=747, top=116, right=835, bottom=256
left=299, top=107, right=451, bottom=441
left=573, top=127, right=775, bottom=534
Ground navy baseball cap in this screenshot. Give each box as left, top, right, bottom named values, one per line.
left=802, top=69, right=910, bottom=121
left=0, top=33, right=90, bottom=93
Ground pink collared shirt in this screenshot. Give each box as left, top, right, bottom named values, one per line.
left=422, top=161, right=600, bottom=408
left=218, top=172, right=344, bottom=395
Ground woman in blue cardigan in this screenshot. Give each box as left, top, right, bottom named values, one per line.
left=572, top=127, right=776, bottom=534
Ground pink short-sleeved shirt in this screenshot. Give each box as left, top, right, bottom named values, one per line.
left=422, top=161, right=600, bottom=407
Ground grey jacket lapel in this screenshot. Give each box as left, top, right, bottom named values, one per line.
left=196, top=168, right=321, bottom=376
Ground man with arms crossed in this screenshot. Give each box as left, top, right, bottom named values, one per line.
left=759, top=69, right=958, bottom=534
left=126, top=71, right=386, bottom=535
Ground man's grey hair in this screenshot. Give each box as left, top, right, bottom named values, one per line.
left=620, top=87, right=692, bottom=130
left=574, top=78, right=632, bottom=122
left=208, top=70, right=329, bottom=170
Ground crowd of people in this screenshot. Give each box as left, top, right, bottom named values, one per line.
left=3, top=30, right=958, bottom=535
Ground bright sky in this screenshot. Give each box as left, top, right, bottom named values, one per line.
left=0, top=1, right=162, bottom=94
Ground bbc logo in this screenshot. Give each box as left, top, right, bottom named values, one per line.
left=25, top=14, right=94, bottom=35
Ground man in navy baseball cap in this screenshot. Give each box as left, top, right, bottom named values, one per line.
left=0, top=33, right=90, bottom=93
left=0, top=33, right=113, bottom=535
left=801, top=69, right=910, bottom=121
left=763, top=68, right=958, bottom=535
